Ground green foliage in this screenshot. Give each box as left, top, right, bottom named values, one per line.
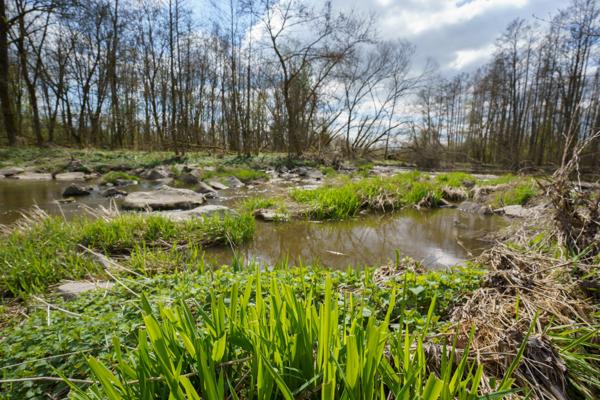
left=66, top=270, right=519, bottom=399
left=202, top=166, right=267, bottom=183
left=0, top=214, right=255, bottom=299
left=100, top=171, right=139, bottom=185
left=0, top=264, right=485, bottom=399
left=290, top=172, right=445, bottom=220
left=482, top=173, right=519, bottom=186
left=493, top=182, right=537, bottom=207
left=435, top=172, right=476, bottom=188
left=319, top=166, right=337, bottom=177
left=240, top=196, right=287, bottom=214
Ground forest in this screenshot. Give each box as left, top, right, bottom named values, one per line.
left=1, top=0, right=599, bottom=169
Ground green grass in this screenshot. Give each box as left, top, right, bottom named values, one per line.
left=492, top=182, right=538, bottom=207
left=481, top=173, right=520, bottom=186
left=290, top=172, right=444, bottom=220
left=0, top=264, right=486, bottom=399
left=0, top=213, right=255, bottom=299
left=65, top=269, right=521, bottom=400
left=99, top=171, right=139, bottom=184
left=202, top=166, right=267, bottom=183
left=239, top=196, right=287, bottom=214
left=435, top=172, right=476, bottom=188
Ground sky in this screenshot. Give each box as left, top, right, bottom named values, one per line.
left=328, top=0, right=566, bottom=74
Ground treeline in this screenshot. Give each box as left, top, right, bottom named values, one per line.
left=0, top=0, right=416, bottom=156
left=413, top=0, right=600, bottom=169
left=0, top=0, right=599, bottom=169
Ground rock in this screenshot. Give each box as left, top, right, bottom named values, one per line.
left=141, top=166, right=171, bottom=180
left=122, top=186, right=205, bottom=210
left=179, top=173, right=199, bottom=185
left=495, top=205, right=544, bottom=218
left=157, top=205, right=237, bottom=222
left=254, top=208, right=288, bottom=222
left=57, top=197, right=76, bottom=204
left=11, top=172, right=53, bottom=181
left=64, top=159, right=90, bottom=173
left=458, top=201, right=492, bottom=215
left=57, top=281, right=114, bottom=299
left=207, top=180, right=229, bottom=190
left=62, top=184, right=92, bottom=197
left=101, top=187, right=127, bottom=197
left=0, top=166, right=24, bottom=177
left=226, top=176, right=245, bottom=188
left=114, top=178, right=138, bottom=187
left=55, top=172, right=87, bottom=181
left=196, top=181, right=218, bottom=194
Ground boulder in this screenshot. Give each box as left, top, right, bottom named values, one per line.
left=55, top=172, right=86, bottom=181
left=495, top=205, right=544, bottom=218
left=141, top=166, right=171, bottom=180
left=226, top=176, right=245, bottom=188
left=157, top=205, right=237, bottom=222
left=122, top=186, right=205, bottom=210
left=63, top=184, right=93, bottom=197
left=0, top=166, right=24, bottom=177
left=11, top=172, right=53, bottom=181
left=458, top=201, right=492, bottom=215
left=114, top=178, right=138, bottom=187
left=254, top=208, right=288, bottom=222
left=57, top=281, right=114, bottom=299
left=179, top=173, right=199, bottom=185
left=101, top=187, right=127, bottom=197
left=64, top=159, right=90, bottom=173
left=196, top=181, right=218, bottom=194
left=207, top=180, right=229, bottom=190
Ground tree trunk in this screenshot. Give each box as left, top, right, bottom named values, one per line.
left=0, top=0, right=17, bottom=145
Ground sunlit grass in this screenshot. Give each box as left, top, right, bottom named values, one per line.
left=290, top=172, right=444, bottom=220
left=0, top=213, right=255, bottom=299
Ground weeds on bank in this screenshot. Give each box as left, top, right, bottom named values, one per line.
left=202, top=166, right=267, bottom=183
left=99, top=171, right=139, bottom=185
left=492, top=181, right=537, bottom=207
left=435, top=172, right=476, bottom=188
left=240, top=196, right=287, bottom=214
left=0, top=213, right=255, bottom=299
left=290, top=172, right=444, bottom=220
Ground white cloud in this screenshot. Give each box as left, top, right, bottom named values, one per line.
left=449, top=43, right=495, bottom=70
left=381, top=0, right=529, bottom=36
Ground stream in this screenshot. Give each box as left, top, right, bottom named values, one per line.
left=0, top=178, right=507, bottom=268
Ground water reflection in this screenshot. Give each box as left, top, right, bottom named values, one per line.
left=0, top=180, right=505, bottom=269
left=206, top=208, right=505, bottom=269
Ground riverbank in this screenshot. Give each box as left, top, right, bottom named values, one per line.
left=0, top=149, right=598, bottom=399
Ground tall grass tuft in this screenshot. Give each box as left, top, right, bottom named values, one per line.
left=0, top=213, right=255, bottom=299
left=290, top=172, right=444, bottom=220
left=69, top=271, right=522, bottom=399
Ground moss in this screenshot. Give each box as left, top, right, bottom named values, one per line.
left=100, top=171, right=139, bottom=184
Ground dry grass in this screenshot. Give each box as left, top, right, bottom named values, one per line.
left=446, top=222, right=598, bottom=399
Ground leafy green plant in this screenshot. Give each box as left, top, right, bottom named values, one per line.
left=67, top=271, right=521, bottom=399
